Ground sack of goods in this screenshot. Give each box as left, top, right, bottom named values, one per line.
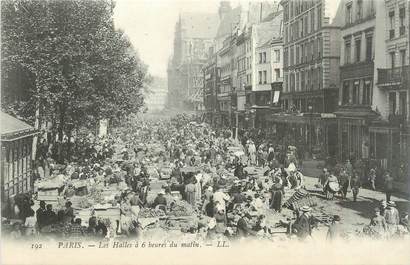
left=138, top=208, right=166, bottom=218
left=168, top=200, right=195, bottom=217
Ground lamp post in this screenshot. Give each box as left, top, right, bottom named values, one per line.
left=308, top=105, right=313, bottom=158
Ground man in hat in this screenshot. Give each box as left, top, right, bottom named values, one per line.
left=295, top=206, right=313, bottom=239
left=327, top=215, right=343, bottom=241
left=152, top=190, right=167, bottom=209
left=384, top=172, right=394, bottom=202
left=236, top=212, right=256, bottom=238
left=319, top=168, right=330, bottom=188
left=380, top=200, right=387, bottom=216
left=213, top=186, right=230, bottom=213
left=36, top=201, right=47, bottom=230
left=270, top=172, right=283, bottom=212
left=350, top=171, right=361, bottom=202
left=248, top=140, right=256, bottom=166
left=368, top=168, right=376, bottom=190
left=369, top=207, right=387, bottom=237
left=384, top=201, right=400, bottom=236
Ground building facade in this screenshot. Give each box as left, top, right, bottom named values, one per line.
left=335, top=0, right=378, bottom=162
left=278, top=0, right=343, bottom=158
left=167, top=13, right=219, bottom=110
left=371, top=0, right=410, bottom=183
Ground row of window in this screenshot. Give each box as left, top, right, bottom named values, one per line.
left=388, top=6, right=407, bottom=39
left=258, top=71, right=268, bottom=84
left=258, top=50, right=281, bottom=64
left=282, top=97, right=324, bottom=113
left=389, top=49, right=407, bottom=69
left=284, top=6, right=322, bottom=44
left=388, top=90, right=408, bottom=118
left=343, top=33, right=373, bottom=64
left=284, top=37, right=322, bottom=68
left=345, top=0, right=375, bottom=26
left=341, top=79, right=372, bottom=106
left=283, top=0, right=320, bottom=22
left=284, top=66, right=322, bottom=93
left=259, top=52, right=267, bottom=64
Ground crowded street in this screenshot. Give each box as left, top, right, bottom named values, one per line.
left=1, top=0, right=410, bottom=264
left=2, top=113, right=409, bottom=244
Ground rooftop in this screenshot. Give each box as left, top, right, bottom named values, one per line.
left=0, top=111, right=37, bottom=140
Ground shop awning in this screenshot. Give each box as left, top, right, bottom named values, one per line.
left=0, top=111, right=38, bottom=141
left=267, top=113, right=337, bottom=125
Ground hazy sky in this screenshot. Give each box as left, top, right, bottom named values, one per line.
left=113, top=0, right=223, bottom=78
left=113, top=0, right=340, bottom=78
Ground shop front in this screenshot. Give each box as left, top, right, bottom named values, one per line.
left=268, top=113, right=337, bottom=159
left=1, top=112, right=38, bottom=207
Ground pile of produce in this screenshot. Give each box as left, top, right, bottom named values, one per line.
left=78, top=197, right=93, bottom=208
left=138, top=208, right=166, bottom=218
left=162, top=216, right=198, bottom=231
left=168, top=200, right=195, bottom=217
left=88, top=186, right=105, bottom=204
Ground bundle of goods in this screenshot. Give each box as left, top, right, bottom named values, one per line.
left=68, top=196, right=92, bottom=209
left=168, top=200, right=195, bottom=217
left=147, top=166, right=160, bottom=179
left=162, top=216, right=198, bottom=231
left=138, top=208, right=166, bottom=218
left=107, top=174, right=122, bottom=184
left=88, top=187, right=106, bottom=204
left=159, top=167, right=172, bottom=180
left=283, top=189, right=316, bottom=210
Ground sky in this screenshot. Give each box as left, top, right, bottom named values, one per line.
left=113, top=0, right=341, bottom=78
left=113, top=0, right=223, bottom=78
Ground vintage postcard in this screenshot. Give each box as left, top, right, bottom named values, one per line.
left=1, top=0, right=409, bottom=264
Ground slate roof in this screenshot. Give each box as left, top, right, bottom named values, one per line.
left=255, top=11, right=283, bottom=48
left=0, top=111, right=37, bottom=140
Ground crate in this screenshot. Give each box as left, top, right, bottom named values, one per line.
left=37, top=189, right=59, bottom=202
left=94, top=207, right=121, bottom=222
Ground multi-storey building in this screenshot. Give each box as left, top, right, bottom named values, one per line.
left=167, top=13, right=219, bottom=110
left=335, top=0, right=378, bottom=162
left=251, top=13, right=284, bottom=129
left=371, top=0, right=410, bottom=181
left=203, top=51, right=219, bottom=125
left=218, top=36, right=234, bottom=126
left=277, top=0, right=343, bottom=158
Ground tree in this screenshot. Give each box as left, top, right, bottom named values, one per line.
left=1, top=0, right=150, bottom=143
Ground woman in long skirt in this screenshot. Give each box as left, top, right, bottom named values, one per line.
left=185, top=180, right=197, bottom=206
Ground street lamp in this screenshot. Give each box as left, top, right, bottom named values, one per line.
left=308, top=105, right=313, bottom=158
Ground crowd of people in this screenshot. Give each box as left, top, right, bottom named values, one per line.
left=2, top=114, right=409, bottom=243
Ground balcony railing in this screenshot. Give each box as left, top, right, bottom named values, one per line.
left=377, top=65, right=410, bottom=86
